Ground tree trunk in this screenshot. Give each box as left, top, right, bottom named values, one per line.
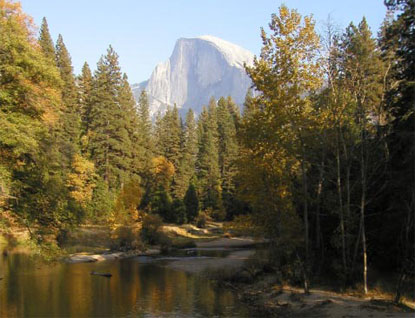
left=360, top=127, right=368, bottom=295
left=316, top=149, right=325, bottom=251
left=300, top=159, right=310, bottom=294
left=340, top=128, right=351, bottom=265
left=336, top=131, right=348, bottom=277
left=394, top=272, right=406, bottom=304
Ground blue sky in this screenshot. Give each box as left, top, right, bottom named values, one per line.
left=20, top=0, right=386, bottom=84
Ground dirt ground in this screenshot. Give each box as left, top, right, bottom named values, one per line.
left=232, top=275, right=415, bottom=318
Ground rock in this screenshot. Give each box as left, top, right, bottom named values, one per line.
left=133, top=35, right=254, bottom=118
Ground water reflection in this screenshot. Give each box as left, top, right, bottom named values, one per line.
left=0, top=250, right=249, bottom=317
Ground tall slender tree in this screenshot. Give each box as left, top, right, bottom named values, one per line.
left=55, top=34, right=81, bottom=159
left=245, top=5, right=323, bottom=293
left=38, top=17, right=55, bottom=63
left=174, top=109, right=198, bottom=198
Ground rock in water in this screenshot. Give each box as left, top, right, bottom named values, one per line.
left=133, top=35, right=254, bottom=118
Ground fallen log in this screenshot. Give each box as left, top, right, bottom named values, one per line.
left=90, top=271, right=112, bottom=278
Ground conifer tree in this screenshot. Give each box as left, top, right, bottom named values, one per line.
left=173, top=109, right=198, bottom=198
left=38, top=17, right=55, bottom=63
left=55, top=34, right=81, bottom=158
left=196, top=98, right=222, bottom=211
left=119, top=73, right=144, bottom=178
left=88, top=46, right=132, bottom=189
left=184, top=183, right=199, bottom=222
left=154, top=106, right=181, bottom=172
left=217, top=97, right=239, bottom=215
left=338, top=18, right=385, bottom=294
left=78, top=62, right=93, bottom=138
left=382, top=0, right=414, bottom=302
left=137, top=90, right=153, bottom=166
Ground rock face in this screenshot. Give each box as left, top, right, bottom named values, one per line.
left=133, top=35, right=254, bottom=117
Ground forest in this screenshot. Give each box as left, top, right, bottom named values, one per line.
left=0, top=0, right=413, bottom=305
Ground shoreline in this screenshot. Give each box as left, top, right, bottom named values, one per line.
left=64, top=236, right=261, bottom=264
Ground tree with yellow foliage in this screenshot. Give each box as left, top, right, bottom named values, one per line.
left=243, top=5, right=323, bottom=293
left=66, top=154, right=96, bottom=207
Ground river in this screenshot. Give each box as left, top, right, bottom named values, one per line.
left=0, top=248, right=251, bottom=317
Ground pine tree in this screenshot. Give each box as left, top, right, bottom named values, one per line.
left=184, top=183, right=199, bottom=222
left=217, top=97, right=239, bottom=216
left=119, top=73, right=143, bottom=178
left=338, top=18, right=385, bottom=294
left=173, top=109, right=198, bottom=198
left=154, top=106, right=181, bottom=172
left=38, top=17, right=55, bottom=63
left=78, top=62, right=93, bottom=138
left=137, top=90, right=153, bottom=166
left=196, top=98, right=222, bottom=211
left=383, top=0, right=415, bottom=303
left=88, top=46, right=132, bottom=189
left=55, top=34, right=81, bottom=158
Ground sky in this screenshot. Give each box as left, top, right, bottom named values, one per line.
left=20, top=0, right=387, bottom=84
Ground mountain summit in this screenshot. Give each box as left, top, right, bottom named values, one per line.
left=133, top=36, right=254, bottom=117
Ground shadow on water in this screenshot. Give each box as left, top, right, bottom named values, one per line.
left=0, top=247, right=251, bottom=317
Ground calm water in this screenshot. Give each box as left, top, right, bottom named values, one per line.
left=0, top=249, right=250, bottom=317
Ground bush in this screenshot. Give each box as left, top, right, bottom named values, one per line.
left=158, top=231, right=172, bottom=254
left=140, top=214, right=163, bottom=244
left=211, top=209, right=226, bottom=221
left=111, top=225, right=140, bottom=251
left=56, top=228, right=69, bottom=247
left=196, top=212, right=207, bottom=228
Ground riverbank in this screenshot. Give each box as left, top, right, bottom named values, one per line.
left=231, top=277, right=414, bottom=317
left=204, top=266, right=415, bottom=318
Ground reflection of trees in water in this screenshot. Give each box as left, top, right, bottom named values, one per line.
left=0, top=254, right=247, bottom=317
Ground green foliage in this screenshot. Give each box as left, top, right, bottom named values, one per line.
left=173, top=109, right=198, bottom=198
left=150, top=187, right=172, bottom=221
left=38, top=17, right=56, bottom=63
left=196, top=212, right=207, bottom=228
left=88, top=46, right=138, bottom=189
left=140, top=213, right=163, bottom=244
left=55, top=34, right=81, bottom=159
left=78, top=62, right=93, bottom=137
left=171, top=199, right=187, bottom=224
left=197, top=100, right=222, bottom=211
left=137, top=90, right=153, bottom=169
left=184, top=183, right=199, bottom=222
left=86, top=177, right=114, bottom=222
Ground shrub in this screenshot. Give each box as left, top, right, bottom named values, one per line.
left=211, top=209, right=226, bottom=221
left=111, top=225, right=139, bottom=251
left=196, top=212, right=207, bottom=228
left=140, top=214, right=163, bottom=244
left=158, top=231, right=172, bottom=254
